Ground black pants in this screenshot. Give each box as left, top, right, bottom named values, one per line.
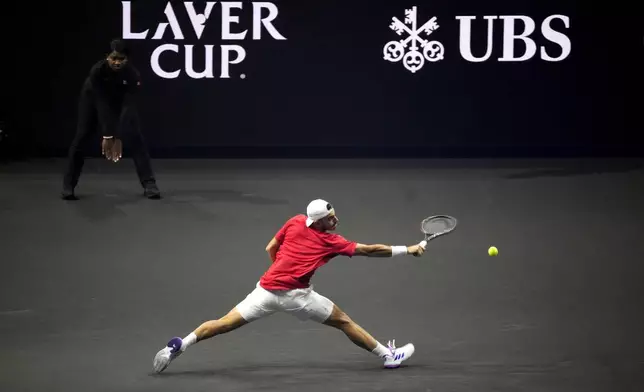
left=63, top=84, right=156, bottom=190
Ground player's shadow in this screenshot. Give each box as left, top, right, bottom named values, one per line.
left=152, top=361, right=419, bottom=381
left=504, top=160, right=643, bottom=179
left=66, top=189, right=290, bottom=222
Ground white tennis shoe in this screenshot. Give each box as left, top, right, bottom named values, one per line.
left=153, top=337, right=183, bottom=373
left=383, top=339, right=415, bottom=368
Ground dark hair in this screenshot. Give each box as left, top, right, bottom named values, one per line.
left=110, top=39, right=129, bottom=56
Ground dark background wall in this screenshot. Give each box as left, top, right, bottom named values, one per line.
left=2, top=1, right=642, bottom=158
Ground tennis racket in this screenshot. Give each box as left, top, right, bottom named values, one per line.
left=419, top=215, right=457, bottom=248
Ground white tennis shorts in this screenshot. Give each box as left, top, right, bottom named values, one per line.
left=235, top=282, right=335, bottom=323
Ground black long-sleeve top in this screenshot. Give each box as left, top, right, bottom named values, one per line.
left=87, top=59, right=141, bottom=138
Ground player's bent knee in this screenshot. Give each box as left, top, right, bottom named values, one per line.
left=323, top=305, right=352, bottom=329
left=223, top=307, right=250, bottom=327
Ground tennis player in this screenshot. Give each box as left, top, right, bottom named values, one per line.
left=153, top=199, right=426, bottom=372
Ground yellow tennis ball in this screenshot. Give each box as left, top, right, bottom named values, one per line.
left=488, top=246, right=498, bottom=256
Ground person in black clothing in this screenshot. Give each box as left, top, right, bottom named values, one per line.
left=62, top=39, right=160, bottom=200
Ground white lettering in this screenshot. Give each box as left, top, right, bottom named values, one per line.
left=220, top=45, right=246, bottom=78
left=122, top=1, right=149, bottom=39
left=185, top=1, right=217, bottom=39
left=122, top=2, right=287, bottom=80
left=185, top=45, right=215, bottom=78
left=124, top=1, right=286, bottom=41
left=152, top=2, right=184, bottom=40
left=151, top=44, right=181, bottom=79
left=253, top=2, right=287, bottom=40
left=150, top=45, right=246, bottom=79
left=221, top=2, right=248, bottom=40
left=456, top=16, right=497, bottom=62
left=541, top=15, right=571, bottom=61
left=498, top=16, right=537, bottom=62
left=455, top=14, right=570, bottom=63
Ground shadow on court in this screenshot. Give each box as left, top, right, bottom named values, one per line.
left=61, top=189, right=290, bottom=222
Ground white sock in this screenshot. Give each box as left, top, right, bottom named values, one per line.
left=371, top=342, right=391, bottom=358
left=181, top=332, right=197, bottom=351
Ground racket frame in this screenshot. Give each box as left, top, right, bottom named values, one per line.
left=419, top=214, right=457, bottom=247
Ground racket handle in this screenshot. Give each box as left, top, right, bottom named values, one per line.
left=419, top=240, right=427, bottom=248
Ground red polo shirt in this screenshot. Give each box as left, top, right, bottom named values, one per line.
left=259, top=215, right=357, bottom=290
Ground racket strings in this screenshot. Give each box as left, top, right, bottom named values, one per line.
left=421, top=216, right=457, bottom=234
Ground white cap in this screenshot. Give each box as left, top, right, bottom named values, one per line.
left=305, top=199, right=333, bottom=227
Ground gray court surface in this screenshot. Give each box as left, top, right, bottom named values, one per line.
left=1, top=158, right=643, bottom=392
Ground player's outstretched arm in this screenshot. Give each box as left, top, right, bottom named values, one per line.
left=353, top=242, right=425, bottom=257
